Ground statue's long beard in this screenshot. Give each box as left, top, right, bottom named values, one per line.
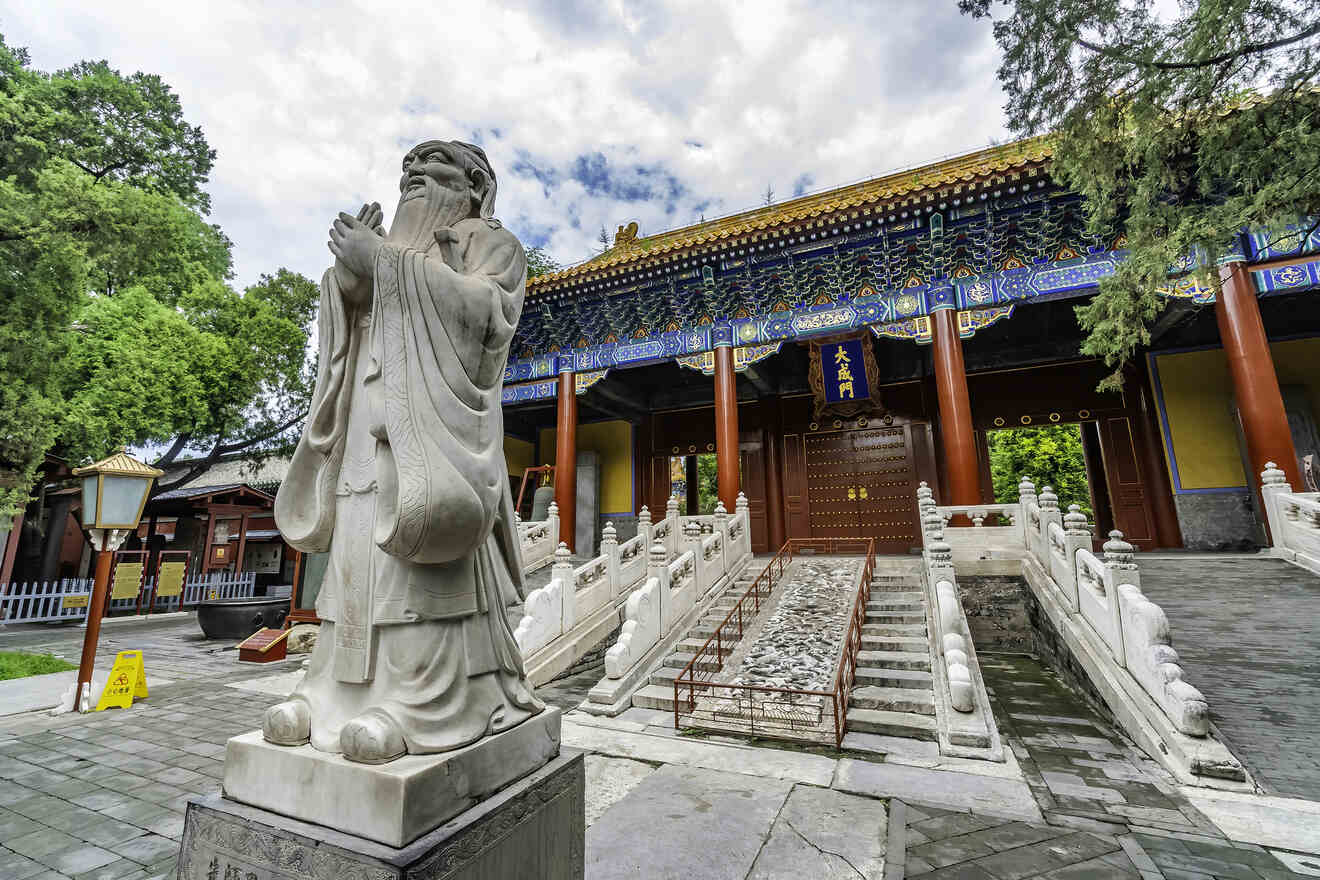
left=387, top=179, right=471, bottom=252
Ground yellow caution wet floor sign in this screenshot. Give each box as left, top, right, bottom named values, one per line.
left=95, top=650, right=148, bottom=711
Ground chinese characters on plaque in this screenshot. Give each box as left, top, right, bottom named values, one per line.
left=821, top=339, right=871, bottom=402
left=808, top=334, right=884, bottom=422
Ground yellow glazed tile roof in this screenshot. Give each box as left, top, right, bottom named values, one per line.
left=528, top=135, right=1054, bottom=292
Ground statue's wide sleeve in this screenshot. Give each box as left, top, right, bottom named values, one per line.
left=369, top=225, right=527, bottom=568
left=274, top=269, right=354, bottom=552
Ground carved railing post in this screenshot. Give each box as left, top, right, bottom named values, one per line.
left=552, top=543, right=575, bottom=631
left=1259, top=462, right=1292, bottom=549
left=712, top=501, right=730, bottom=577
left=1017, top=476, right=1036, bottom=545
left=647, top=540, right=671, bottom=636
left=665, top=495, right=681, bottom=556
left=683, top=520, right=705, bottom=595
left=1033, top=485, right=1059, bottom=564
left=916, top=482, right=936, bottom=540
left=921, top=507, right=944, bottom=545
left=1101, top=530, right=1137, bottom=667
left=546, top=501, right=560, bottom=550
left=637, top=504, right=652, bottom=551
left=1053, top=504, right=1091, bottom=612
left=927, top=529, right=955, bottom=584
left=602, top=521, right=621, bottom=596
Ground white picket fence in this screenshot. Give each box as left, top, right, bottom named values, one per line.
left=0, top=571, right=264, bottom=624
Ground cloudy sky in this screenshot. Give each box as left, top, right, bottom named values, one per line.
left=6, top=0, right=1011, bottom=289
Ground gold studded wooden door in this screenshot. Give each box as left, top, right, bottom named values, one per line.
left=802, top=426, right=920, bottom=551
left=851, top=426, right=920, bottom=554
left=804, top=431, right=861, bottom=540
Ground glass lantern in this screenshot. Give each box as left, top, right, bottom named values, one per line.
left=74, top=449, right=164, bottom=531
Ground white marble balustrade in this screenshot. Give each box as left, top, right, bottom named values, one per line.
left=601, top=493, right=753, bottom=682
left=1260, top=462, right=1320, bottom=576
left=514, top=493, right=754, bottom=676
left=516, top=501, right=560, bottom=574
left=919, top=478, right=1211, bottom=739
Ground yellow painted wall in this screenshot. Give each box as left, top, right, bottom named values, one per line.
left=503, top=436, right=535, bottom=477
left=1152, top=337, right=1320, bottom=490
left=539, top=419, right=633, bottom=514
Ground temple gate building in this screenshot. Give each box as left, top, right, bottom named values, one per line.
left=499, top=138, right=1320, bottom=556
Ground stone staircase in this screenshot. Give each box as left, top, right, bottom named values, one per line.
left=632, top=570, right=760, bottom=712
left=846, top=564, right=938, bottom=742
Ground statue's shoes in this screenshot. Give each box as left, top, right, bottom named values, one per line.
left=340, top=710, right=406, bottom=764
left=263, top=700, right=310, bottom=746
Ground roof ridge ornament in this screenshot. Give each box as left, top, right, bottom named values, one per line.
left=613, top=220, right=640, bottom=249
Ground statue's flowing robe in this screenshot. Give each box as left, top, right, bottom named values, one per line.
left=274, top=218, right=541, bottom=754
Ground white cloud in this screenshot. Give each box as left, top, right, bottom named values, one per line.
left=8, top=0, right=1011, bottom=288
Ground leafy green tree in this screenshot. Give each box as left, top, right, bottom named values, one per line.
left=0, top=35, right=317, bottom=517
left=697, top=454, right=720, bottom=514
left=988, top=425, right=1092, bottom=518
left=525, top=245, right=560, bottom=279
left=960, top=0, right=1320, bottom=388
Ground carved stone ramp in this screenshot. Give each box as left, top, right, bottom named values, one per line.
left=847, top=561, right=939, bottom=742
left=1137, top=552, right=1320, bottom=800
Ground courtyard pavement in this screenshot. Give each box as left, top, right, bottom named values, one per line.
left=1137, top=553, right=1320, bottom=801
left=0, top=616, right=1317, bottom=878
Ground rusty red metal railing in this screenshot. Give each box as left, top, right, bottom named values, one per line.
left=828, top=536, right=877, bottom=745
left=672, top=536, right=877, bottom=746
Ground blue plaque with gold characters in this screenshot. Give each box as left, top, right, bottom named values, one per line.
left=808, top=334, right=884, bottom=422
left=820, top=339, right=871, bottom=402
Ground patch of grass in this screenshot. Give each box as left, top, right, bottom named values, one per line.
left=0, top=651, right=78, bottom=681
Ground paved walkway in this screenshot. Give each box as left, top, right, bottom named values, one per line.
left=903, top=653, right=1317, bottom=880
left=1137, top=553, right=1320, bottom=800
left=1, top=617, right=1319, bottom=879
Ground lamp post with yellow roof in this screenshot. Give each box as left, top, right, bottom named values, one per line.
left=72, top=449, right=162, bottom=712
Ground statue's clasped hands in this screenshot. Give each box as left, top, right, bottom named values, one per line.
left=330, top=202, right=386, bottom=292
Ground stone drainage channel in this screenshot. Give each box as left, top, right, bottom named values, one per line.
left=684, top=555, right=861, bottom=740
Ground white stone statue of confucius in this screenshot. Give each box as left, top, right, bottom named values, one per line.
left=266, top=140, right=542, bottom=764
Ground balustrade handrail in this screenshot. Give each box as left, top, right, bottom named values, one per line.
left=936, top=502, right=1019, bottom=515
left=672, top=537, right=876, bottom=747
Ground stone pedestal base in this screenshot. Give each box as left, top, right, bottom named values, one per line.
left=223, top=708, right=561, bottom=848
left=177, top=748, right=584, bottom=880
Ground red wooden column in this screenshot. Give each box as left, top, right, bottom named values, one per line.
left=0, top=512, right=22, bottom=589
left=202, top=512, right=217, bottom=573
left=713, top=341, right=740, bottom=512
left=1129, top=359, right=1183, bottom=548
left=234, top=512, right=250, bottom=574
left=555, top=361, right=578, bottom=551
left=932, top=308, right=980, bottom=505
left=1215, top=260, right=1300, bottom=493
left=764, top=399, right=787, bottom=550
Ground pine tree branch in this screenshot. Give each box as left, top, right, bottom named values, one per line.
left=150, top=436, right=224, bottom=497
left=151, top=432, right=192, bottom=468
left=215, top=410, right=305, bottom=455
left=1077, top=23, right=1320, bottom=71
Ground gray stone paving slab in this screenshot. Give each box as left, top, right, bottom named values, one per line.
left=746, top=784, right=886, bottom=879
left=0, top=846, right=48, bottom=879
left=1138, top=554, right=1320, bottom=800
left=585, top=764, right=792, bottom=879
left=583, top=754, right=656, bottom=827
left=835, top=758, right=1044, bottom=823
left=44, top=843, right=120, bottom=876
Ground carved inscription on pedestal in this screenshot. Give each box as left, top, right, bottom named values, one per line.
left=178, top=806, right=395, bottom=880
